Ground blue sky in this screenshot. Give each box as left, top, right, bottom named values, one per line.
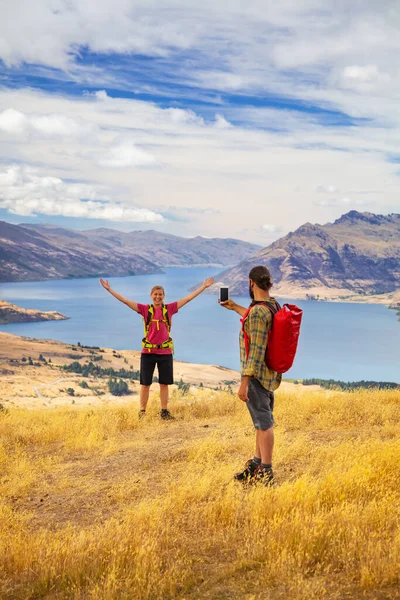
left=0, top=0, right=399, bottom=243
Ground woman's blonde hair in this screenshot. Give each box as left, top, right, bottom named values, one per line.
left=151, top=285, right=165, bottom=295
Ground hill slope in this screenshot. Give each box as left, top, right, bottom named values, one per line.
left=0, top=222, right=260, bottom=282
left=0, top=221, right=161, bottom=282
left=0, top=384, right=399, bottom=599
left=214, top=211, right=400, bottom=301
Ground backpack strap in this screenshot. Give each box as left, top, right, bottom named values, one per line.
left=260, top=299, right=281, bottom=316
left=144, top=304, right=170, bottom=333
left=162, top=304, right=171, bottom=332
left=144, top=304, right=154, bottom=333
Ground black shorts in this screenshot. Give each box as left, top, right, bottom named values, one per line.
left=140, top=353, right=174, bottom=386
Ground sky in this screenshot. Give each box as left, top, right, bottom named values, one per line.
left=0, top=0, right=399, bottom=245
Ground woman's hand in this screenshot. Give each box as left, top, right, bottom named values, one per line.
left=202, top=277, right=215, bottom=289
left=100, top=278, right=111, bottom=292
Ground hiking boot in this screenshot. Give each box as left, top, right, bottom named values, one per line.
left=160, top=408, right=175, bottom=420
left=253, top=466, right=275, bottom=487
left=138, top=409, right=146, bottom=420
left=234, top=459, right=259, bottom=483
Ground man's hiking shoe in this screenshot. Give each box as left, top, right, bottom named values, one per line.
left=138, top=409, right=146, bottom=420
left=160, top=409, right=175, bottom=420
left=234, top=459, right=259, bottom=483
left=253, top=466, right=275, bottom=488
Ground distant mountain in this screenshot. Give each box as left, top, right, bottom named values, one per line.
left=0, top=222, right=260, bottom=282
left=212, top=211, right=400, bottom=303
left=81, top=228, right=260, bottom=268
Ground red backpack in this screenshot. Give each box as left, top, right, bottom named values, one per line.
left=241, top=300, right=303, bottom=374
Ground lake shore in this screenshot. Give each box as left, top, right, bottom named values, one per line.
left=0, top=332, right=309, bottom=409
left=0, top=300, right=69, bottom=324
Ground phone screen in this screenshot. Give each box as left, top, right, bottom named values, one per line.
left=220, top=287, right=229, bottom=302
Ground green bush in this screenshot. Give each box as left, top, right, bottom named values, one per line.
left=108, top=378, right=129, bottom=396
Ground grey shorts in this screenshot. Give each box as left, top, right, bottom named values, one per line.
left=246, top=379, right=275, bottom=430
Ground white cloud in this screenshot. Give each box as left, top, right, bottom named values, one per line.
left=214, top=114, right=232, bottom=129
left=99, top=142, right=158, bottom=168
left=339, top=64, right=391, bottom=92
left=0, top=108, right=28, bottom=134
left=0, top=108, right=94, bottom=137
left=314, top=197, right=373, bottom=208
left=0, top=88, right=398, bottom=243
left=317, top=184, right=339, bottom=194
left=163, top=108, right=204, bottom=126
left=94, top=90, right=109, bottom=102
left=343, top=65, right=380, bottom=84
left=0, top=165, right=163, bottom=222
left=0, top=1, right=399, bottom=135
left=262, top=224, right=284, bottom=233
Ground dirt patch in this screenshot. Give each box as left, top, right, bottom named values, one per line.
left=12, top=419, right=223, bottom=530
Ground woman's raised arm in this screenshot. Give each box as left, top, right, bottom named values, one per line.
left=176, top=277, right=214, bottom=309
left=100, top=279, right=140, bottom=313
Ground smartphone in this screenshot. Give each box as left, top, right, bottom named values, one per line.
left=220, top=287, right=229, bottom=302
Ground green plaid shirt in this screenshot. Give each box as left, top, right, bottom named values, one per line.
left=240, top=299, right=282, bottom=392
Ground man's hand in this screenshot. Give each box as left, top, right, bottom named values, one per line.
left=100, top=278, right=111, bottom=292
left=219, top=298, right=236, bottom=310
left=238, top=378, right=249, bottom=403
left=219, top=298, right=247, bottom=317
left=202, top=277, right=215, bottom=289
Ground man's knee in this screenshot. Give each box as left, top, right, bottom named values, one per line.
left=141, top=384, right=150, bottom=390
left=159, top=383, right=169, bottom=389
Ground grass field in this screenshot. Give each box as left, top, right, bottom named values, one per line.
left=1, top=385, right=399, bottom=599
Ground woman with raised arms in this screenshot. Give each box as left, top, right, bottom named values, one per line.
left=100, top=277, right=214, bottom=419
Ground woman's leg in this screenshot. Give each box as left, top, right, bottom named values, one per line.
left=157, top=355, right=174, bottom=417
left=159, top=384, right=169, bottom=409
left=140, top=385, right=151, bottom=411
left=139, top=354, right=156, bottom=412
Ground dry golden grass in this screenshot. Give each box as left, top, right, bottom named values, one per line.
left=0, top=386, right=399, bottom=599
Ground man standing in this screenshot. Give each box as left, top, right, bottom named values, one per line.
left=220, top=265, right=281, bottom=486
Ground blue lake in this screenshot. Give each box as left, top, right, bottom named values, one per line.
left=0, top=267, right=399, bottom=383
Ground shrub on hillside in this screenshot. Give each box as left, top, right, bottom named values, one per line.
left=108, top=378, right=129, bottom=396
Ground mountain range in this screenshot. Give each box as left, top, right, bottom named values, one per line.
left=1, top=212, right=399, bottom=305
left=212, top=211, right=400, bottom=303
left=0, top=222, right=260, bottom=282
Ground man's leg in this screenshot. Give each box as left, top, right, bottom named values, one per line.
left=255, top=432, right=261, bottom=460
left=159, top=384, right=169, bottom=409
left=256, top=426, right=274, bottom=465
left=235, top=379, right=275, bottom=485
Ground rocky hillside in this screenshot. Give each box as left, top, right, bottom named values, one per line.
left=0, top=222, right=260, bottom=282
left=213, top=211, right=400, bottom=302
left=0, top=301, right=68, bottom=324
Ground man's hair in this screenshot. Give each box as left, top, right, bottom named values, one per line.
left=248, top=265, right=273, bottom=291
left=150, top=285, right=165, bottom=295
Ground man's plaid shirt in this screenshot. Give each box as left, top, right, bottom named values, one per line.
left=240, top=299, right=282, bottom=392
